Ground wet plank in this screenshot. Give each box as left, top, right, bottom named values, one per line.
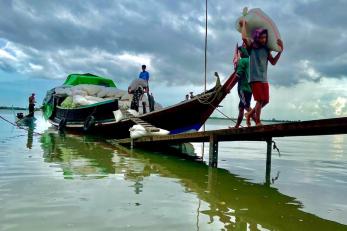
left=115, top=117, right=347, bottom=145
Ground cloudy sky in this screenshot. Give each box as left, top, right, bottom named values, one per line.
left=0, top=0, right=346, bottom=120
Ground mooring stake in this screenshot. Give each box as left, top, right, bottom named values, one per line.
left=209, top=135, right=219, bottom=168
left=130, top=139, right=134, bottom=149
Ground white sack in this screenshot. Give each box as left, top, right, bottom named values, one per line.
left=71, top=89, right=87, bottom=96
left=55, top=88, right=72, bottom=96
left=73, top=95, right=89, bottom=106
left=129, top=125, right=148, bottom=139
left=235, top=7, right=282, bottom=52
left=113, top=110, right=124, bottom=123
left=77, top=84, right=104, bottom=96
left=85, top=95, right=104, bottom=103
left=97, top=88, right=108, bottom=98
left=129, top=124, right=169, bottom=139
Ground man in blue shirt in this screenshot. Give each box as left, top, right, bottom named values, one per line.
left=139, top=65, right=149, bottom=81
left=138, top=65, right=154, bottom=112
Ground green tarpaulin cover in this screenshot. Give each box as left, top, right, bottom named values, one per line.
left=63, top=73, right=116, bottom=87
left=42, top=73, right=116, bottom=120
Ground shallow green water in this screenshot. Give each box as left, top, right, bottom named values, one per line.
left=0, top=110, right=346, bottom=230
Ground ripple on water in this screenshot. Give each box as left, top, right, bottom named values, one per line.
left=0, top=114, right=347, bottom=229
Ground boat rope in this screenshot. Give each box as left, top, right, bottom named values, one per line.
left=0, top=115, right=42, bottom=136
left=196, top=85, right=223, bottom=106
left=272, top=140, right=281, bottom=156
left=11, top=105, right=16, bottom=118
left=271, top=171, right=280, bottom=184
left=195, top=82, right=242, bottom=127
left=208, top=103, right=241, bottom=127
left=203, top=100, right=283, bottom=151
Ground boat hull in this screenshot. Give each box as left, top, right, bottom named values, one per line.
left=48, top=72, right=238, bottom=139
left=52, top=99, right=118, bottom=123
left=49, top=96, right=215, bottom=138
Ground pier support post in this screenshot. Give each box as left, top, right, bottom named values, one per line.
left=209, top=135, right=218, bottom=168
left=265, top=138, right=272, bottom=186
left=130, top=139, right=134, bottom=149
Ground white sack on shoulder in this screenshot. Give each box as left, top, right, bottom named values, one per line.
left=235, top=7, right=282, bottom=52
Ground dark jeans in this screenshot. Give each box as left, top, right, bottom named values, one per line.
left=130, top=89, right=143, bottom=112
left=28, top=104, right=35, bottom=116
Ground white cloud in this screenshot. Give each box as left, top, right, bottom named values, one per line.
left=1, top=0, right=347, bottom=119
left=117, top=53, right=153, bottom=69
left=299, top=60, right=321, bottom=80
left=218, top=77, right=347, bottom=121
left=330, top=97, right=347, bottom=116
left=28, top=62, right=43, bottom=71
left=0, top=48, right=17, bottom=61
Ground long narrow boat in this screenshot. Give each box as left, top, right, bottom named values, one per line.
left=42, top=72, right=237, bottom=138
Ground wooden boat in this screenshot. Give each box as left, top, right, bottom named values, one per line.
left=43, top=72, right=238, bottom=138
left=15, top=112, right=36, bottom=126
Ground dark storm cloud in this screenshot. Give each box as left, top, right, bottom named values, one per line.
left=0, top=0, right=346, bottom=86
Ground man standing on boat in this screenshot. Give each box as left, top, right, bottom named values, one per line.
left=28, top=93, right=36, bottom=116
left=138, top=65, right=154, bottom=112
left=139, top=65, right=150, bottom=82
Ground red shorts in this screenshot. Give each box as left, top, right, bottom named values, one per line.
left=251, top=82, right=269, bottom=104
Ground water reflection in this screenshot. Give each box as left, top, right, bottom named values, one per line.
left=40, top=130, right=116, bottom=179
left=332, top=135, right=345, bottom=158
left=26, top=125, right=35, bottom=149
left=39, top=132, right=347, bottom=230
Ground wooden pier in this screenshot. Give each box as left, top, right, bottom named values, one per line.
left=113, top=117, right=347, bottom=183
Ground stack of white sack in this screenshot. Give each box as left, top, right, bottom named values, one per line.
left=129, top=124, right=170, bottom=139
left=56, top=84, right=163, bottom=110
left=55, top=87, right=72, bottom=96
left=55, top=85, right=127, bottom=98
left=56, top=84, right=128, bottom=107
left=72, top=95, right=106, bottom=106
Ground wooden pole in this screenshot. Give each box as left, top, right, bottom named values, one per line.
left=209, top=135, right=218, bottom=167
left=204, top=0, right=208, bottom=92
left=201, top=0, right=208, bottom=160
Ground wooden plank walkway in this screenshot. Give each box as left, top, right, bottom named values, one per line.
left=113, top=117, right=347, bottom=171
left=117, top=117, right=347, bottom=145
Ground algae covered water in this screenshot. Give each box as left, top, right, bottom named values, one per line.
left=0, top=110, right=346, bottom=230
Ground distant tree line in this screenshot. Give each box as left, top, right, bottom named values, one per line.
left=0, top=106, right=41, bottom=111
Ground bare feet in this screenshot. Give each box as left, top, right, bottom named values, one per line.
left=245, top=113, right=251, bottom=127
left=255, top=122, right=263, bottom=126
